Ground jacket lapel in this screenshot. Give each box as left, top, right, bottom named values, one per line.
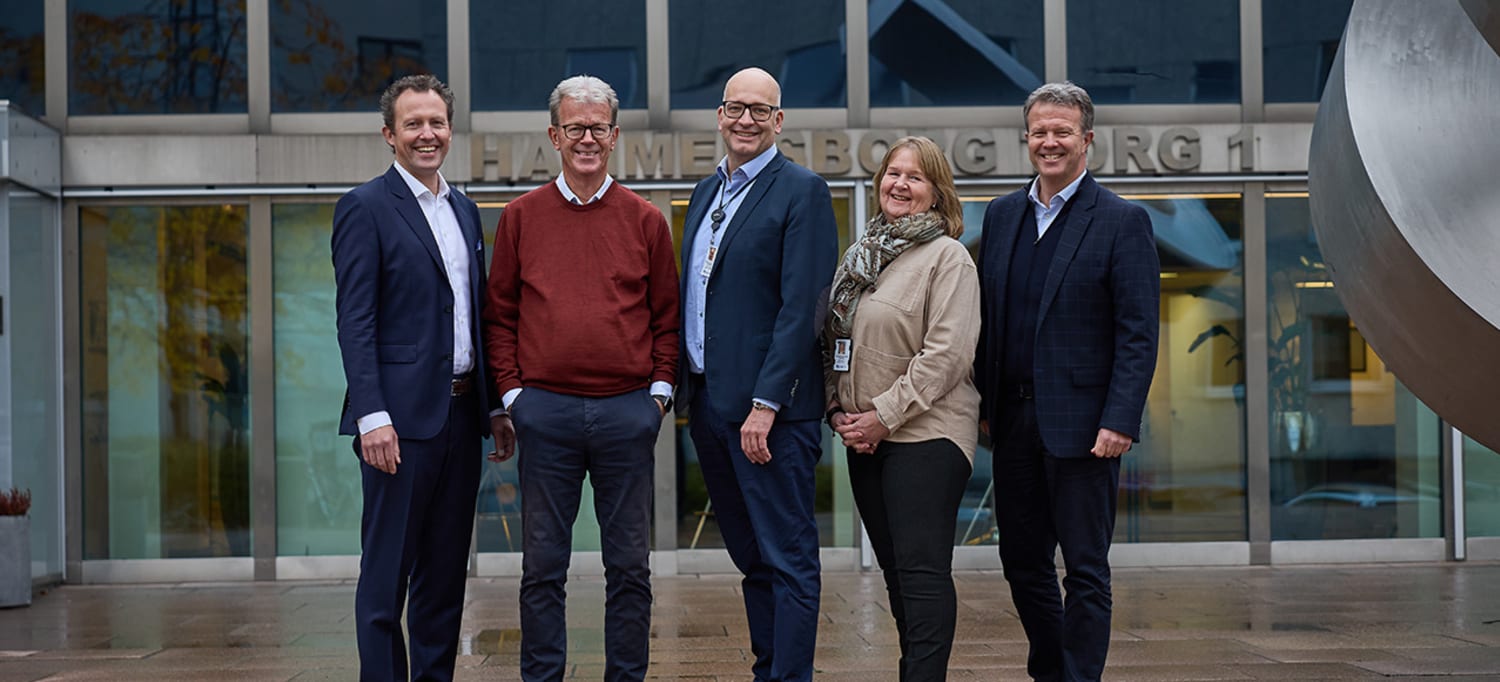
left=679, top=175, right=720, bottom=269
left=1038, top=174, right=1098, bottom=324
left=384, top=167, right=445, bottom=272
left=712, top=151, right=783, bottom=274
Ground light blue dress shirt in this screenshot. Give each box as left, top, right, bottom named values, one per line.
left=1027, top=170, right=1088, bottom=241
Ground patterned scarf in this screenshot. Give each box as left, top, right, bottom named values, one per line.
left=827, top=211, right=947, bottom=340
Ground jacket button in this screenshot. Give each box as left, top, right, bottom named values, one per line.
left=444, top=305, right=453, bottom=314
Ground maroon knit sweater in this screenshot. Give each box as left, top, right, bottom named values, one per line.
left=483, top=182, right=680, bottom=397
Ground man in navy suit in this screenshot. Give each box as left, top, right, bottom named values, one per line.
left=332, top=74, right=508, bottom=682
left=976, top=81, right=1160, bottom=682
left=679, top=67, right=838, bottom=682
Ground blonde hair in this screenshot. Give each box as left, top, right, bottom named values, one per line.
left=874, top=136, right=964, bottom=238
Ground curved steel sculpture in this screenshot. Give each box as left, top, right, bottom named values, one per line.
left=1309, top=0, right=1500, bottom=450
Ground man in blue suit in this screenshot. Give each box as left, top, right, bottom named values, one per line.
left=679, top=67, right=838, bottom=682
left=332, top=74, right=508, bottom=682
left=976, top=82, right=1160, bottom=682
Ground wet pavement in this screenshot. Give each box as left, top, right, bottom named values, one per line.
left=4, top=562, right=1500, bottom=680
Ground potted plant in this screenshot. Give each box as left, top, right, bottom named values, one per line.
left=0, top=487, right=31, bottom=608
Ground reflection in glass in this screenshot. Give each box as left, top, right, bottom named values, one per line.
left=0, top=0, right=45, bottom=115
left=1262, top=0, right=1353, bottom=103
left=667, top=194, right=856, bottom=548
left=670, top=0, right=846, bottom=109
left=1463, top=436, right=1500, bottom=537
left=7, top=188, right=62, bottom=576
left=273, top=204, right=360, bottom=555
left=868, top=0, right=1044, bottom=107
left=471, top=1, right=646, bottom=111
left=80, top=205, right=251, bottom=559
left=1266, top=196, right=1441, bottom=540
left=70, top=0, right=248, bottom=114
left=270, top=0, right=447, bottom=113
left=1066, top=0, right=1240, bottom=104
left=956, top=193, right=1247, bottom=544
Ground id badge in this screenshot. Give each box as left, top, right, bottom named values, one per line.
left=700, top=245, right=718, bottom=278
left=832, top=338, right=852, bottom=372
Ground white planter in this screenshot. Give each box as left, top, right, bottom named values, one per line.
left=0, top=516, right=31, bottom=607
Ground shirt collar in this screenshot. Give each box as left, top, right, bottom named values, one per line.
left=392, top=162, right=449, bottom=200
left=555, top=174, right=614, bottom=204
left=1028, top=170, right=1086, bottom=210
left=716, top=145, right=779, bottom=186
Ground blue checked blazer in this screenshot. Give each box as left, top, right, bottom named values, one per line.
left=975, top=173, right=1160, bottom=458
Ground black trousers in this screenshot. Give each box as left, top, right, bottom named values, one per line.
left=848, top=438, right=972, bottom=682
left=992, top=399, right=1121, bottom=682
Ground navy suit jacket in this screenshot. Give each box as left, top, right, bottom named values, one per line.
left=975, top=173, right=1160, bottom=457
left=332, top=165, right=495, bottom=440
left=678, top=151, right=838, bottom=422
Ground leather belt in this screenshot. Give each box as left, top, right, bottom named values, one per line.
left=451, top=373, right=475, bottom=397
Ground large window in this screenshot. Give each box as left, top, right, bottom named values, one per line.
left=1262, top=0, right=1353, bottom=103
left=0, top=0, right=45, bottom=116
left=954, top=191, right=1248, bottom=545
left=270, top=0, right=447, bottom=113
left=868, top=0, right=1045, bottom=107
left=80, top=204, right=251, bottom=559
left=1265, top=195, right=1441, bottom=540
left=471, top=1, right=646, bottom=111
left=6, top=186, right=61, bottom=576
left=1066, top=0, right=1240, bottom=104
left=1464, top=437, right=1500, bottom=537
left=70, top=0, right=248, bottom=115
left=670, top=0, right=847, bottom=110
left=273, top=203, right=360, bottom=556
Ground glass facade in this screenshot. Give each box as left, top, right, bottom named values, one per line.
left=869, top=0, right=1045, bottom=107
left=471, top=1, right=646, bottom=111
left=1265, top=196, right=1441, bottom=540
left=80, top=204, right=252, bottom=559
left=1262, top=0, right=1353, bottom=103
left=669, top=0, right=847, bottom=109
left=1067, top=0, right=1240, bottom=104
left=6, top=186, right=61, bottom=577
left=270, top=0, right=447, bottom=113
left=70, top=0, right=249, bottom=115
left=0, top=0, right=45, bottom=116
left=272, top=203, right=360, bottom=556
left=1464, top=437, right=1500, bottom=537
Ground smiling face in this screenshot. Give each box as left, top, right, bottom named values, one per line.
left=1026, top=101, right=1094, bottom=195
left=877, top=146, right=935, bottom=220
left=548, top=97, right=617, bottom=187
left=381, top=89, right=450, bottom=191
left=718, top=69, right=783, bottom=171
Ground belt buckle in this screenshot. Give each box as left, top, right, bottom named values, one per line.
left=450, top=375, right=471, bottom=397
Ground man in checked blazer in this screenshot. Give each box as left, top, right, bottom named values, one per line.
left=975, top=81, right=1160, bottom=682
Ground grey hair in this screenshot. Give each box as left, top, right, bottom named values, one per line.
left=379, top=74, right=454, bottom=131
left=548, top=75, right=619, bottom=126
left=1022, top=81, right=1095, bottom=133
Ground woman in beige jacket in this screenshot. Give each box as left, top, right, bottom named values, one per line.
left=825, top=136, right=981, bottom=681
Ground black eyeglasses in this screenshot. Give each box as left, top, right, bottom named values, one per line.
left=560, top=123, right=615, bottom=140
left=721, top=101, right=778, bottom=122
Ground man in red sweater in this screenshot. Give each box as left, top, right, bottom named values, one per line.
left=482, top=76, right=680, bottom=682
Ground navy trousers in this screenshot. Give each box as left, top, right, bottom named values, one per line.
left=356, top=389, right=482, bottom=682
left=688, top=376, right=822, bottom=682
left=513, top=387, right=661, bottom=682
left=848, top=438, right=971, bottom=682
left=992, top=398, right=1121, bottom=682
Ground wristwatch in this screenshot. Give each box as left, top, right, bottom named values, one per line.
left=751, top=400, right=774, bottom=412
left=653, top=394, right=673, bottom=412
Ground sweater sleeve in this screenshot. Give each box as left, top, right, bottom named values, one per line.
left=645, top=206, right=681, bottom=386
left=870, top=246, right=982, bottom=433
left=483, top=203, right=524, bottom=395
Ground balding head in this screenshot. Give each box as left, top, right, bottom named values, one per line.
left=718, top=67, right=785, bottom=171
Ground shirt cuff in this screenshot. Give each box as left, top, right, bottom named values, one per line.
left=502, top=387, right=523, bottom=411
left=356, top=411, right=392, bottom=435
left=751, top=398, right=781, bottom=412
left=650, top=381, right=674, bottom=400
